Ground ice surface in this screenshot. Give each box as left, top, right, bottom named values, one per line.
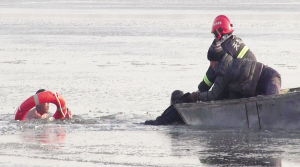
left=1, top=0, right=300, bottom=166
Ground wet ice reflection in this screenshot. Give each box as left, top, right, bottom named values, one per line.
left=21, top=125, right=67, bottom=144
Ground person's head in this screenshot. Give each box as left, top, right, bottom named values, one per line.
left=211, top=15, right=233, bottom=40
left=35, top=89, right=49, bottom=114
left=36, top=89, right=46, bottom=94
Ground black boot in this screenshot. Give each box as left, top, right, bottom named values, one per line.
left=144, top=92, right=194, bottom=125
left=144, top=105, right=184, bottom=125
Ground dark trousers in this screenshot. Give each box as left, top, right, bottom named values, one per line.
left=256, top=66, right=281, bottom=95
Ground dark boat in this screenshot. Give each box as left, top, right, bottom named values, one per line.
left=175, top=87, right=300, bottom=129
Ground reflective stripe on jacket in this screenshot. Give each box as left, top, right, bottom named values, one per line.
left=198, top=35, right=256, bottom=92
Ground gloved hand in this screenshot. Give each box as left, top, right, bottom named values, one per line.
left=176, top=92, right=195, bottom=103
left=207, top=41, right=225, bottom=61
left=190, top=91, right=200, bottom=102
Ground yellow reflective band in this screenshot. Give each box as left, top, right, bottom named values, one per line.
left=203, top=75, right=213, bottom=87
left=237, top=46, right=249, bottom=59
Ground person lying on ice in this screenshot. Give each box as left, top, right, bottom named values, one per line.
left=145, top=15, right=281, bottom=125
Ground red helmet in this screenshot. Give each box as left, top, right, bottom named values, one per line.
left=211, top=15, right=233, bottom=39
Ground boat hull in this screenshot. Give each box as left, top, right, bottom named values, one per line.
left=175, top=88, right=300, bottom=129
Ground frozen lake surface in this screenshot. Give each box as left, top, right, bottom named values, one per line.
left=1, top=0, right=300, bottom=166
